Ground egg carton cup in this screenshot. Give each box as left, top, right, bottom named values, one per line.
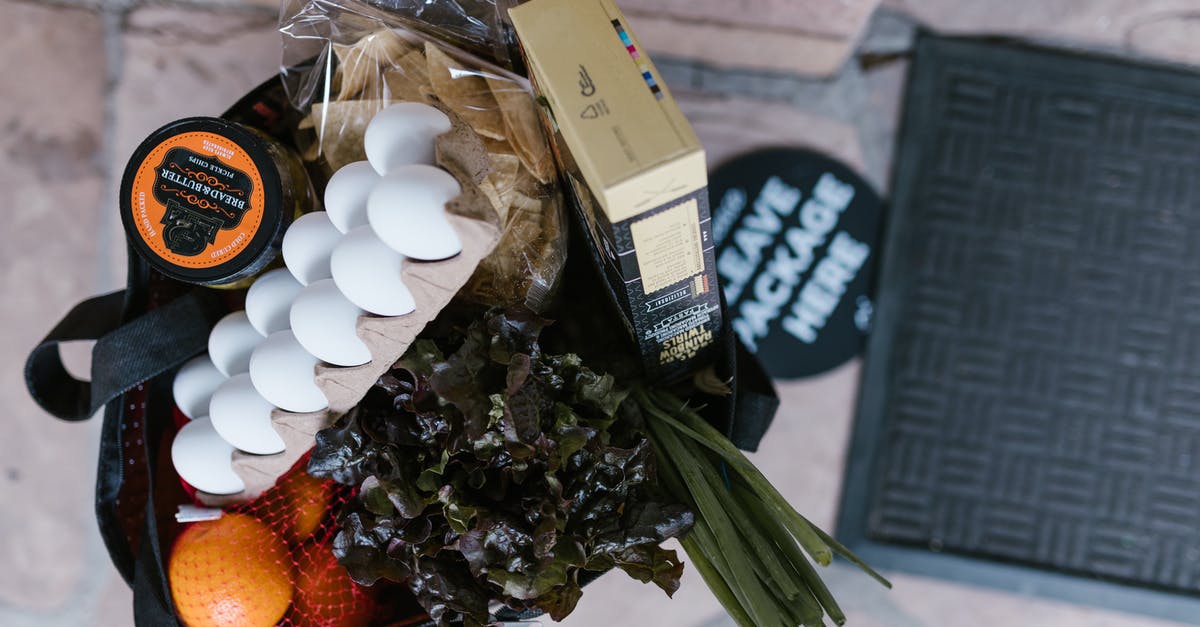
left=198, top=110, right=502, bottom=506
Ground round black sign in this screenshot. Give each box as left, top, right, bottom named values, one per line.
left=710, top=148, right=882, bottom=379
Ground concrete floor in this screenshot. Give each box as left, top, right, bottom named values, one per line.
left=3, top=0, right=1199, bottom=625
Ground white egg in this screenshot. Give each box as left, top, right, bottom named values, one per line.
left=290, top=279, right=371, bottom=367
left=208, top=373, right=285, bottom=455
left=368, top=164, right=463, bottom=261
left=208, top=311, right=265, bottom=377
left=324, top=161, right=381, bottom=234
left=171, top=417, right=245, bottom=495
left=282, top=212, right=343, bottom=286
left=244, top=268, right=303, bottom=335
left=364, top=102, right=452, bottom=175
left=172, top=354, right=226, bottom=420
left=330, top=226, right=416, bottom=316
left=248, top=330, right=328, bottom=413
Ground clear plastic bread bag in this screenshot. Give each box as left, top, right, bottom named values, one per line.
left=279, top=0, right=565, bottom=313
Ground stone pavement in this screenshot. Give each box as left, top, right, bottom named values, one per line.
left=1, top=1, right=1198, bottom=626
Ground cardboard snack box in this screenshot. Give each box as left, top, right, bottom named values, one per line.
left=510, top=0, right=723, bottom=380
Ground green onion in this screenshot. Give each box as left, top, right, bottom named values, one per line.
left=738, top=486, right=846, bottom=625
left=637, top=387, right=890, bottom=627
left=651, top=421, right=784, bottom=627
left=683, top=534, right=756, bottom=627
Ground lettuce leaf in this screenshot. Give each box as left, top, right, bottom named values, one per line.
left=310, top=310, right=692, bottom=626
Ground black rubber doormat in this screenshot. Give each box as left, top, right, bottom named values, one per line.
left=838, top=34, right=1200, bottom=622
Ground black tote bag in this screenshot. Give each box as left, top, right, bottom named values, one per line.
left=23, top=75, right=780, bottom=626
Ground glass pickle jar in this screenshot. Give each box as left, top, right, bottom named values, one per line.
left=120, top=116, right=314, bottom=287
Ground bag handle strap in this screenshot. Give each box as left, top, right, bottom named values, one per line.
left=728, top=337, right=780, bottom=452
left=25, top=289, right=225, bottom=422
left=132, top=376, right=182, bottom=627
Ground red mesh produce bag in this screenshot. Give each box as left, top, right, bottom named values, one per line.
left=167, top=455, right=429, bottom=627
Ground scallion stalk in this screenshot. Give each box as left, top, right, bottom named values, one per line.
left=637, top=386, right=890, bottom=627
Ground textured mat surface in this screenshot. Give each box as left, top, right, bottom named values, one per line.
left=839, top=34, right=1200, bottom=620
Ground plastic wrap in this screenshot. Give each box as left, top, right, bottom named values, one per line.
left=280, top=0, right=565, bottom=313
left=363, top=0, right=522, bottom=68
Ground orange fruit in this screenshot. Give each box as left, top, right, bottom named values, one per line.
left=292, top=543, right=376, bottom=627
left=169, top=512, right=294, bottom=627
left=274, top=469, right=334, bottom=545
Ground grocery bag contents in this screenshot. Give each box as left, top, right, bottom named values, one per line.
left=292, top=541, right=378, bottom=627
left=362, top=101, right=452, bottom=173
left=282, top=211, right=344, bottom=286
left=249, top=330, right=330, bottom=414
left=271, top=469, right=335, bottom=545
left=183, top=42, right=573, bottom=500
left=367, top=164, right=464, bottom=260
left=329, top=226, right=417, bottom=316
left=209, top=373, right=286, bottom=455
left=323, top=161, right=380, bottom=233
left=169, top=513, right=294, bottom=627
left=171, top=417, right=245, bottom=496
left=120, top=117, right=314, bottom=287
left=23, top=0, right=899, bottom=624
left=638, top=389, right=890, bottom=627
left=168, top=96, right=486, bottom=495
left=244, top=267, right=304, bottom=335
left=164, top=462, right=400, bottom=627
left=289, top=279, right=372, bottom=367
left=307, top=310, right=695, bottom=625
left=510, top=0, right=723, bottom=382
left=291, top=27, right=567, bottom=313
left=172, top=354, right=225, bottom=420
left=207, top=311, right=265, bottom=377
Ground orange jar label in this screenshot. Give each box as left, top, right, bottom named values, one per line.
left=128, top=132, right=264, bottom=269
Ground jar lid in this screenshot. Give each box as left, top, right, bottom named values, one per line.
left=120, top=117, right=286, bottom=285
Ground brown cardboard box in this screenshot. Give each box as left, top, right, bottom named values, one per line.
left=510, top=0, right=723, bottom=381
